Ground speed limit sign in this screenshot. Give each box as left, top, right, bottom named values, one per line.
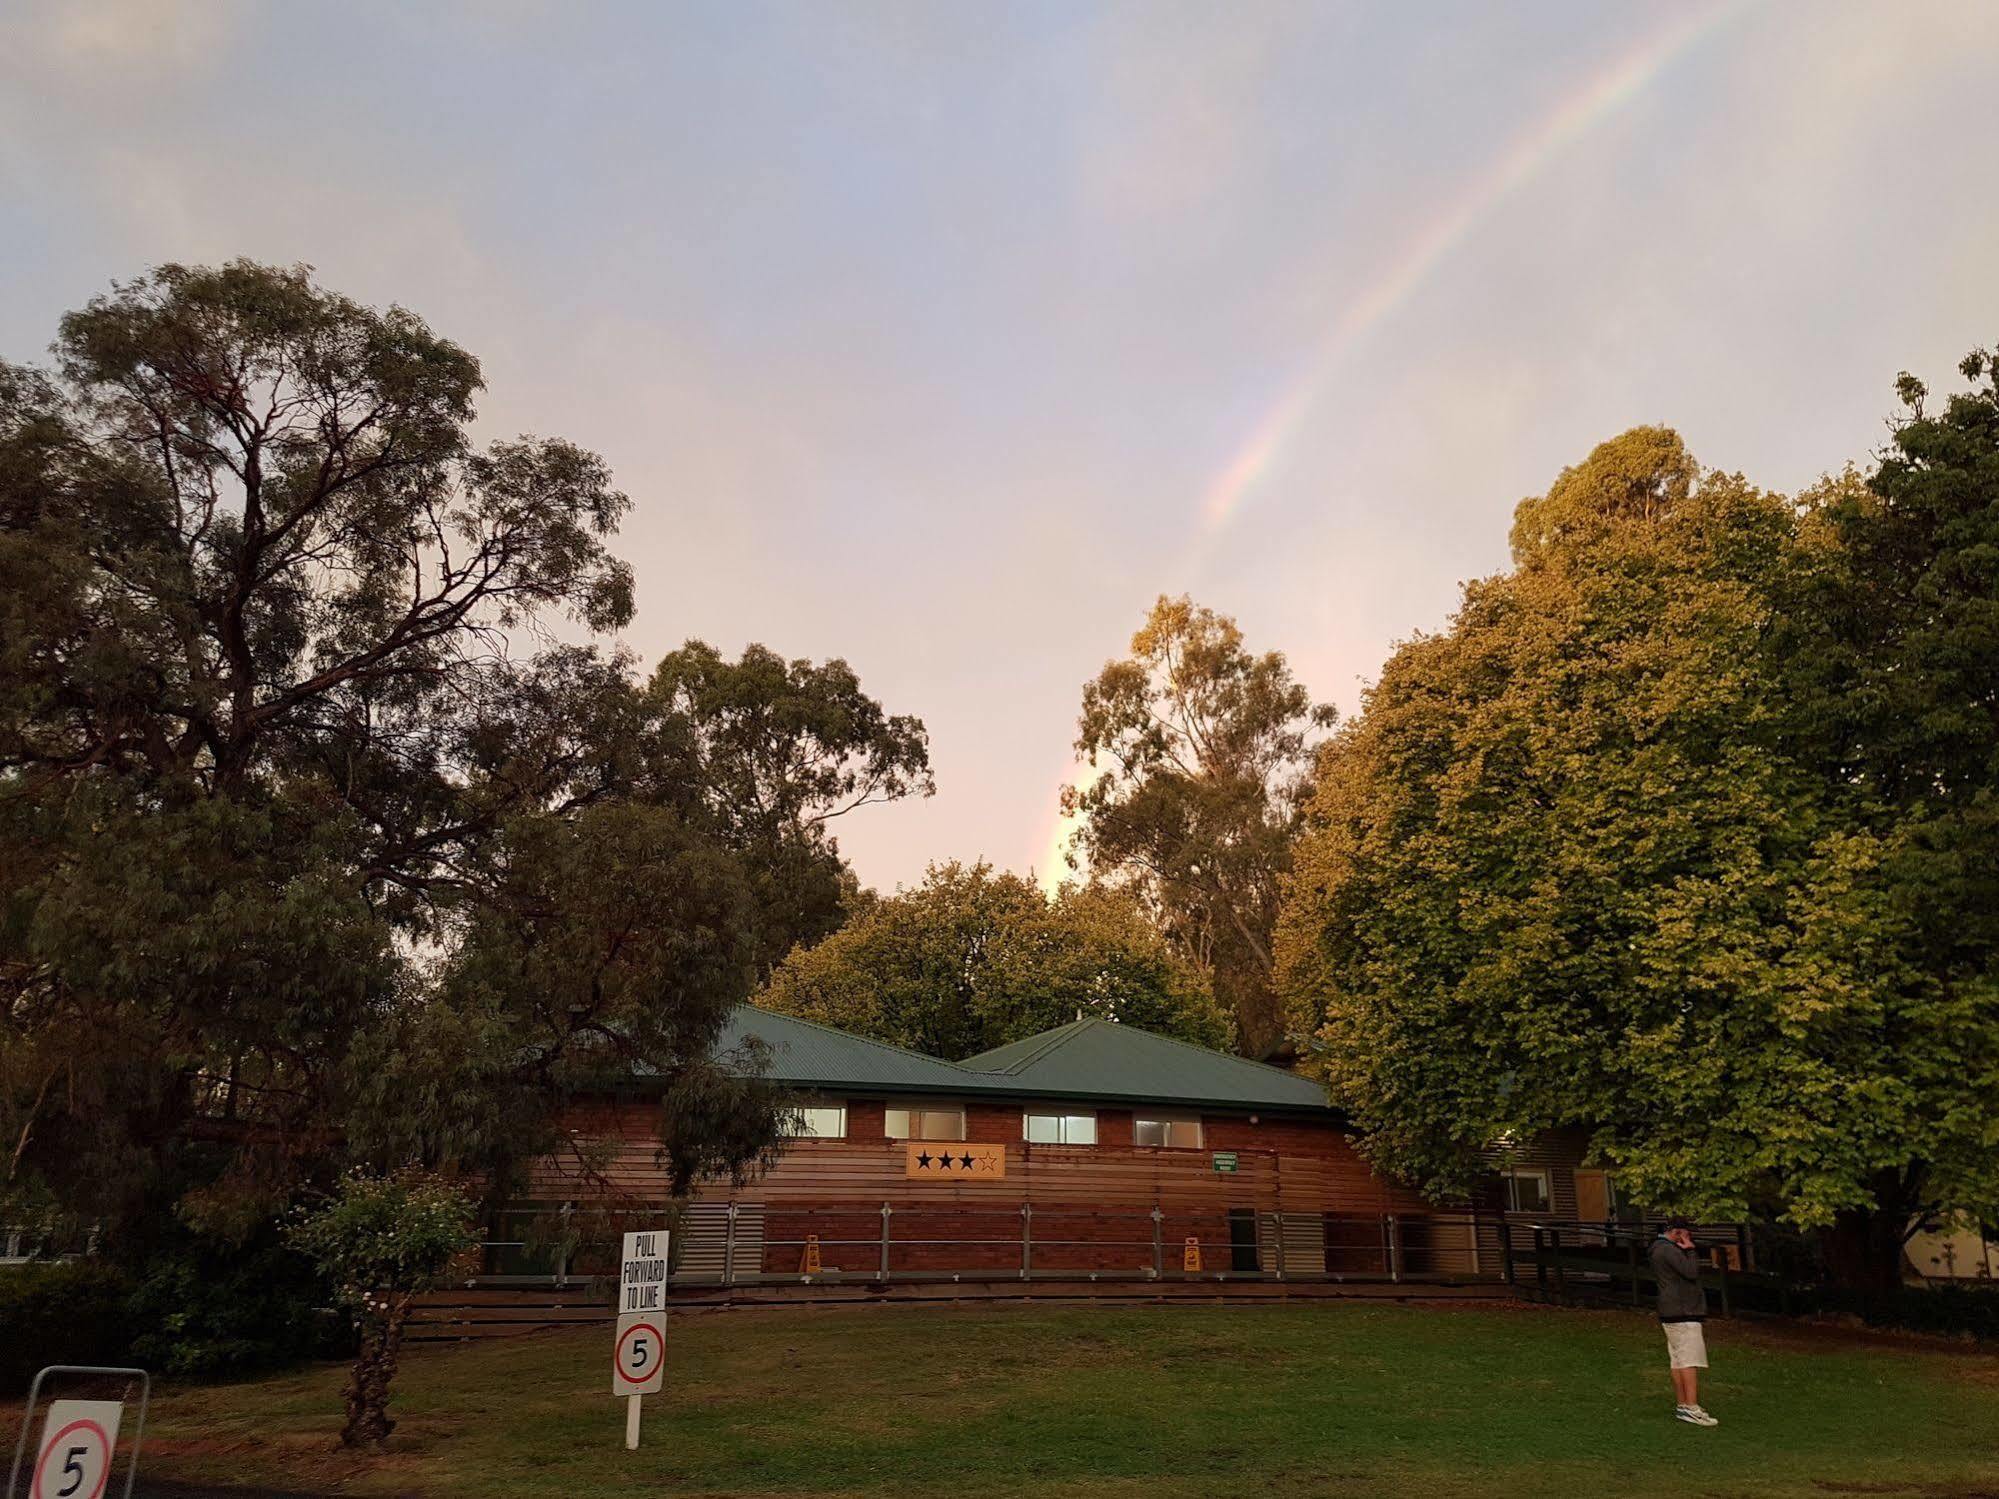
left=612, top=1312, right=665, bottom=1396
left=30, top=1400, right=121, bottom=1499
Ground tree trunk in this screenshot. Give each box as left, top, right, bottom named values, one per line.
left=341, top=1292, right=412, bottom=1448
left=1821, top=1177, right=1915, bottom=1297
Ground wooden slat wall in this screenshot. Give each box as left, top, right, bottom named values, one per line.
left=524, top=1094, right=1456, bottom=1228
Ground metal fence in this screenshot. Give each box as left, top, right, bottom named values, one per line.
left=476, top=1204, right=1504, bottom=1287
left=1505, top=1219, right=1757, bottom=1315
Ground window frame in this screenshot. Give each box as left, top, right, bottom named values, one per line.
left=1502, top=1168, right=1552, bottom=1214
left=1132, top=1112, right=1203, bottom=1149
left=1022, top=1110, right=1098, bottom=1146
left=782, top=1104, right=847, bottom=1140
left=884, top=1103, right=967, bottom=1142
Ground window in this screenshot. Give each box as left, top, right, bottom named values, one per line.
left=1605, top=1175, right=1645, bottom=1225
left=1503, top=1169, right=1551, bottom=1214
left=1023, top=1111, right=1097, bottom=1145
left=1134, top=1114, right=1203, bottom=1149
left=885, top=1106, right=966, bottom=1141
left=783, top=1106, right=846, bottom=1139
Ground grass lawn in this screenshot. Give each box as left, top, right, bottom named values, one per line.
left=13, top=1300, right=1999, bottom=1498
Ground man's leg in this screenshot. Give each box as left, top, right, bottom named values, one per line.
left=1672, top=1366, right=1697, bottom=1406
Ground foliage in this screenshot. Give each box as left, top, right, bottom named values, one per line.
left=1063, top=595, right=1333, bottom=1058
left=1278, top=425, right=1999, bottom=1291
left=287, top=1168, right=478, bottom=1446
left=759, top=860, right=1230, bottom=1059
left=643, top=640, right=933, bottom=977
left=0, top=1260, right=129, bottom=1391
left=344, top=801, right=787, bottom=1196
left=1785, top=350, right=1999, bottom=1283
left=125, top=1225, right=345, bottom=1378
left=0, top=263, right=928, bottom=1245
left=287, top=1169, right=478, bottom=1312
left=0, top=259, right=637, bottom=1234
left=1803, top=1282, right=1999, bottom=1341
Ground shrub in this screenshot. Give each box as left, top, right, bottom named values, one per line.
left=0, top=1261, right=130, bottom=1391
left=1832, top=1283, right=1999, bottom=1341
left=125, top=1236, right=350, bottom=1378
left=288, top=1170, right=478, bottom=1447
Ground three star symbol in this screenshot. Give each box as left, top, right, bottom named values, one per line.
left=913, top=1149, right=985, bottom=1170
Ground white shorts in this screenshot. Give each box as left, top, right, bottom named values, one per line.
left=1663, top=1322, right=1708, bottom=1370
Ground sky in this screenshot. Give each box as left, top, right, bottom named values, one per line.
left=3, top=0, right=1996, bottom=895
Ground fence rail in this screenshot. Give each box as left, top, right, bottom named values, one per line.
left=474, top=1204, right=1511, bottom=1288
left=1505, top=1219, right=1756, bottom=1315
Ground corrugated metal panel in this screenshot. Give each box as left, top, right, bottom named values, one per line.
left=648, top=1008, right=1337, bottom=1116
left=703, top=1008, right=1019, bottom=1095
left=960, top=1019, right=1335, bottom=1113
left=676, top=1203, right=763, bottom=1281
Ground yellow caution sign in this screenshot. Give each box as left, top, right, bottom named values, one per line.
left=800, top=1234, right=822, bottom=1275
left=1183, top=1236, right=1202, bottom=1272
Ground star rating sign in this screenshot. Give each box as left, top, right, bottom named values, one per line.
left=902, top=1141, right=1007, bottom=1179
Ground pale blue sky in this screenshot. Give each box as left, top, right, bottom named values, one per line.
left=3, top=1, right=1995, bottom=891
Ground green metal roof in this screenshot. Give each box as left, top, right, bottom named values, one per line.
left=713, top=1007, right=1011, bottom=1095
left=703, top=1007, right=1335, bottom=1114
left=957, top=1017, right=1334, bottom=1113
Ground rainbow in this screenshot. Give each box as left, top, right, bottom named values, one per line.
left=1200, top=0, right=1752, bottom=531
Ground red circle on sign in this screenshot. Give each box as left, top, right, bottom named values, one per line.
left=33, top=1418, right=111, bottom=1499
left=615, top=1319, right=664, bottom=1385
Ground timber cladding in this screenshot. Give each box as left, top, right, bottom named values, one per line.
left=531, top=1095, right=1438, bottom=1222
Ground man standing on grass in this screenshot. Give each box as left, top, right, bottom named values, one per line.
left=1652, top=1216, right=1718, bottom=1426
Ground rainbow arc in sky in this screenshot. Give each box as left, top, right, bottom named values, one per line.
left=1198, top=0, right=1751, bottom=534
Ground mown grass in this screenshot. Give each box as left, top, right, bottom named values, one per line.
left=13, top=1299, right=1999, bottom=1498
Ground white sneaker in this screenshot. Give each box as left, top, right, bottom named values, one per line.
left=1675, top=1404, right=1719, bottom=1427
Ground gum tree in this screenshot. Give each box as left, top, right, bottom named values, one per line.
left=1062, top=596, right=1333, bottom=1058
left=0, top=263, right=799, bottom=1246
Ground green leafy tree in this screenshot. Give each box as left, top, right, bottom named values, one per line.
left=1780, top=351, right=1999, bottom=1286
left=1278, top=427, right=1999, bottom=1292
left=287, top=1170, right=478, bottom=1447
left=0, top=262, right=792, bottom=1247
left=345, top=800, right=790, bottom=1198
left=1062, top=596, right=1334, bottom=1058
left=642, top=640, right=933, bottom=977
left=759, top=861, right=1229, bottom=1059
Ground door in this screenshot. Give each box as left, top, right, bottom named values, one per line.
left=1227, top=1208, right=1261, bottom=1273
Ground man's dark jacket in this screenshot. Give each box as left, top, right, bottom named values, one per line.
left=1650, top=1234, right=1707, bottom=1323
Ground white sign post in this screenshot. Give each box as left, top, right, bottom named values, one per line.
left=30, top=1399, right=122, bottom=1499
left=613, top=1229, right=669, bottom=1450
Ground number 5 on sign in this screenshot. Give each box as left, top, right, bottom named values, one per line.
left=31, top=1399, right=121, bottom=1499
left=612, top=1312, right=665, bottom=1396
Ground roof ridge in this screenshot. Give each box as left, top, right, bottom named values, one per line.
left=738, top=1003, right=973, bottom=1072
left=960, top=1017, right=1089, bottom=1074
left=1074, top=1014, right=1319, bottom=1084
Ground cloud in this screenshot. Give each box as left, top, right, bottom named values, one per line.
left=8, top=0, right=244, bottom=72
